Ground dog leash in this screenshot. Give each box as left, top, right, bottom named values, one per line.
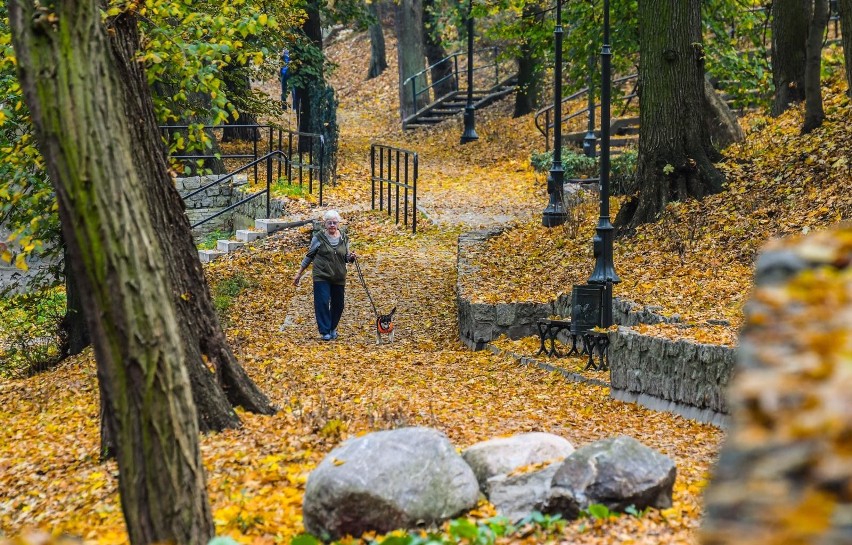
left=353, top=259, right=381, bottom=319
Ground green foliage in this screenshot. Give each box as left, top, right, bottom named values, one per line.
left=197, top=229, right=233, bottom=250
left=530, top=148, right=596, bottom=177
left=290, top=513, right=566, bottom=545
left=212, top=273, right=254, bottom=322
left=0, top=288, right=65, bottom=377
left=272, top=179, right=309, bottom=198
left=582, top=503, right=614, bottom=521
left=611, top=149, right=638, bottom=195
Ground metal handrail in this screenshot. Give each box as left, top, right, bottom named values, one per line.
left=402, top=46, right=508, bottom=110
left=370, top=143, right=418, bottom=234
left=534, top=74, right=638, bottom=149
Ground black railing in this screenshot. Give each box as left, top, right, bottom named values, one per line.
left=534, top=74, right=638, bottom=150
left=180, top=129, right=325, bottom=229
left=402, top=47, right=512, bottom=111
left=371, top=144, right=418, bottom=234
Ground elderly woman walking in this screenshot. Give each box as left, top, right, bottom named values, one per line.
left=293, top=210, right=357, bottom=341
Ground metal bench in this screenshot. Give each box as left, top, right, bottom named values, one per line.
left=534, top=284, right=610, bottom=371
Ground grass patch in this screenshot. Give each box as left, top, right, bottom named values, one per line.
left=271, top=179, right=310, bottom=199
left=212, top=273, right=255, bottom=325
left=0, top=288, right=66, bottom=377
left=197, top=229, right=232, bottom=250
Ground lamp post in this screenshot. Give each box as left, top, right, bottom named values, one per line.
left=460, top=0, right=478, bottom=143
left=582, top=54, right=596, bottom=159
left=588, top=0, right=619, bottom=326
left=542, top=0, right=567, bottom=227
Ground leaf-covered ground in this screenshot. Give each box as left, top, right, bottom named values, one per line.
left=12, top=24, right=849, bottom=545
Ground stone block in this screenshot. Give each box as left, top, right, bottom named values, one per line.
left=217, top=240, right=245, bottom=252
left=236, top=229, right=265, bottom=242
left=495, top=304, right=516, bottom=327
left=256, top=218, right=291, bottom=234
left=198, top=249, right=225, bottom=263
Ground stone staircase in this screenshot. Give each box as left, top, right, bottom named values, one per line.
left=197, top=218, right=312, bottom=263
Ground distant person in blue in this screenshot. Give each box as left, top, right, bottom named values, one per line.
left=280, top=49, right=290, bottom=110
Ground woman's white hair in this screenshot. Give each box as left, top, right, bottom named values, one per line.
left=323, top=209, right=342, bottom=222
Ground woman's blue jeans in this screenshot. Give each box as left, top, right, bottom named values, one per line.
left=313, top=281, right=345, bottom=335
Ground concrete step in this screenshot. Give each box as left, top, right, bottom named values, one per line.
left=255, top=218, right=314, bottom=234
left=217, top=240, right=245, bottom=253
left=198, top=249, right=226, bottom=263
left=235, top=229, right=265, bottom=242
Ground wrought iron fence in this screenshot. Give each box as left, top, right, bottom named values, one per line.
left=371, top=144, right=418, bottom=234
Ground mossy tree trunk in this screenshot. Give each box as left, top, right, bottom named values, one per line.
left=615, top=0, right=724, bottom=232
left=8, top=1, right=214, bottom=543
left=839, top=0, right=852, bottom=97
left=802, top=0, right=829, bottom=133
left=107, top=13, right=275, bottom=431
left=771, top=0, right=810, bottom=116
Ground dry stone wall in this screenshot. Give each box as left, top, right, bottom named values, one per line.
left=175, top=175, right=285, bottom=235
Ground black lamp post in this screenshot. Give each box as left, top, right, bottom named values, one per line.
left=582, top=54, right=596, bottom=159
left=542, top=0, right=567, bottom=227
left=460, top=0, right=478, bottom=143
left=588, top=0, right=619, bottom=326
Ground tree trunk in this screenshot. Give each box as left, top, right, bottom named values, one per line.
left=615, top=0, right=724, bottom=232
left=60, top=244, right=90, bottom=357
left=771, top=0, right=810, bottom=116
left=298, top=0, right=324, bottom=143
left=107, top=13, right=275, bottom=431
left=802, top=0, right=830, bottom=133
left=9, top=2, right=214, bottom=543
left=222, top=67, right=259, bottom=142
left=839, top=0, right=852, bottom=96
left=367, top=1, right=388, bottom=79
left=422, top=0, right=455, bottom=98
left=396, top=0, right=428, bottom=119
left=703, top=75, right=744, bottom=150
left=513, top=5, right=544, bottom=118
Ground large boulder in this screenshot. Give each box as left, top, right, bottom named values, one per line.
left=303, top=427, right=479, bottom=540
left=547, top=435, right=676, bottom=519
left=486, top=463, right=561, bottom=522
left=462, top=432, right=575, bottom=493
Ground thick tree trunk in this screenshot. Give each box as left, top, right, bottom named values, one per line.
left=396, top=0, right=428, bottom=118
left=513, top=6, right=544, bottom=118
left=367, top=1, right=388, bottom=79
left=839, top=0, right=852, bottom=96
left=422, top=0, right=455, bottom=98
left=703, top=75, right=744, bottom=150
left=107, top=14, right=275, bottom=430
left=802, top=0, right=829, bottom=133
left=61, top=244, right=90, bottom=357
left=615, top=0, right=724, bottom=232
left=9, top=2, right=214, bottom=544
left=771, top=0, right=810, bottom=116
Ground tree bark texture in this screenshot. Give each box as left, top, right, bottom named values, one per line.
left=702, top=75, right=744, bottom=150
left=367, top=1, right=389, bottom=79
left=396, top=0, right=428, bottom=118
left=107, top=13, right=275, bottom=430
left=839, top=0, right=852, bottom=96
left=615, top=0, right=724, bottom=231
left=771, top=0, right=810, bottom=116
left=802, top=0, right=829, bottom=133
left=513, top=5, right=544, bottom=118
left=8, top=1, right=214, bottom=543
left=422, top=0, right=455, bottom=98
left=60, top=244, right=90, bottom=357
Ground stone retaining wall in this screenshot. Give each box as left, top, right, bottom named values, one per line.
left=456, top=227, right=733, bottom=426
left=176, top=175, right=286, bottom=235
left=608, top=327, right=734, bottom=426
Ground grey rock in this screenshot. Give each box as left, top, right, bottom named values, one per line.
left=487, top=462, right=561, bottom=522
left=755, top=249, right=808, bottom=286
left=462, top=432, right=575, bottom=493
left=547, top=436, right=676, bottom=519
left=303, top=427, right=479, bottom=540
